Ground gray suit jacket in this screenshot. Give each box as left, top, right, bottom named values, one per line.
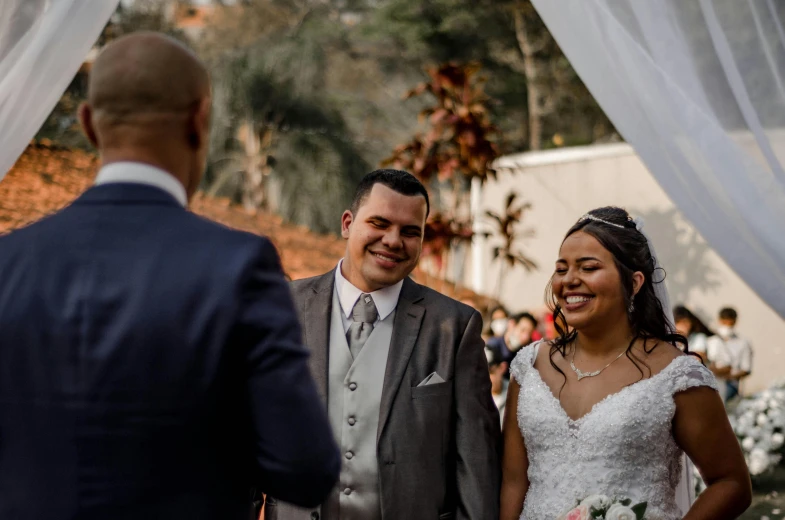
left=266, top=271, right=501, bottom=520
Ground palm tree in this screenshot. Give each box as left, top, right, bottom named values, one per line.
left=484, top=191, right=537, bottom=299
left=205, top=19, right=370, bottom=233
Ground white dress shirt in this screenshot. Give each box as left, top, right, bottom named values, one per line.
left=94, top=162, right=188, bottom=207
left=334, top=259, right=403, bottom=333
left=706, top=331, right=753, bottom=374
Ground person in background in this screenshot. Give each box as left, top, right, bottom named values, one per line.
left=487, top=312, right=539, bottom=373
left=488, top=305, right=510, bottom=338
left=673, top=305, right=713, bottom=361
left=485, top=344, right=508, bottom=427
left=706, top=307, right=753, bottom=403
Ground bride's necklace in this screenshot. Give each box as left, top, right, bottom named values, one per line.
left=570, top=342, right=628, bottom=381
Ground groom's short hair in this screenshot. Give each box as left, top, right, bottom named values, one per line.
left=349, top=169, right=430, bottom=217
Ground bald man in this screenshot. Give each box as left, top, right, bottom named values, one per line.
left=0, top=32, right=339, bottom=520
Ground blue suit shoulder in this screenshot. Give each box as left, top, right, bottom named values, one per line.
left=180, top=212, right=283, bottom=267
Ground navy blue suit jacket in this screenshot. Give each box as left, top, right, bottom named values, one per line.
left=0, top=183, right=340, bottom=520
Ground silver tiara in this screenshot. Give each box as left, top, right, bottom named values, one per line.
left=578, top=213, right=626, bottom=229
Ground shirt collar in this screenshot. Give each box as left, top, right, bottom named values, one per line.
left=334, top=259, right=403, bottom=321
left=95, top=162, right=188, bottom=207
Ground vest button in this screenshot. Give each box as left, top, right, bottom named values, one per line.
left=343, top=488, right=352, bottom=496
left=348, top=417, right=356, bottom=426
left=345, top=451, right=354, bottom=460
left=348, top=382, right=357, bottom=391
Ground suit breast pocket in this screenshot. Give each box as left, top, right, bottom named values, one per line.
left=411, top=381, right=452, bottom=399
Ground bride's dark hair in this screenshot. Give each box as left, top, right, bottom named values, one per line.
left=545, top=206, right=691, bottom=384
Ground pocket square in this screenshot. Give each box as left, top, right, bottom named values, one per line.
left=417, top=372, right=446, bottom=387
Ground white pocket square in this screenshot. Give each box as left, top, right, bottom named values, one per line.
left=417, top=372, right=446, bottom=387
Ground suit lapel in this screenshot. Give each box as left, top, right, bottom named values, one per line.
left=303, top=271, right=335, bottom=404
left=377, top=277, right=425, bottom=444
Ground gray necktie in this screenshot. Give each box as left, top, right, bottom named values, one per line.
left=346, top=294, right=378, bottom=359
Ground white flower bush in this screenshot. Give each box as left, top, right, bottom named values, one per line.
left=695, top=380, right=785, bottom=496
left=730, top=385, right=785, bottom=476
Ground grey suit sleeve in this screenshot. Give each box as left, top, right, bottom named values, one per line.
left=237, top=238, right=340, bottom=508
left=454, top=310, right=502, bottom=520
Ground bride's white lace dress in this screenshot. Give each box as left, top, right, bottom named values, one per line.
left=510, top=341, right=718, bottom=520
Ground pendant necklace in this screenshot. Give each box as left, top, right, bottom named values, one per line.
left=570, top=342, right=628, bottom=381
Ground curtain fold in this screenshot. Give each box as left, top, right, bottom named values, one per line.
left=531, top=0, right=785, bottom=318
left=0, top=0, right=119, bottom=180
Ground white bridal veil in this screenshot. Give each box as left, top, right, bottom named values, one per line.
left=531, top=0, right=785, bottom=320
left=0, top=0, right=119, bottom=180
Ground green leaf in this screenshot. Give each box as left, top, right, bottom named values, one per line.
left=631, top=502, right=648, bottom=520
left=620, top=498, right=632, bottom=506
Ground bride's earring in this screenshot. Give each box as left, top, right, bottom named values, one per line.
left=628, top=301, right=635, bottom=314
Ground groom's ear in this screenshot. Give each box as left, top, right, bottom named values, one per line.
left=341, top=210, right=353, bottom=239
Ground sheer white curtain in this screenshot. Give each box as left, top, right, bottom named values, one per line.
left=531, top=0, right=785, bottom=319
left=0, top=0, right=119, bottom=180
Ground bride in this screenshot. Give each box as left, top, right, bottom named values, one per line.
left=500, top=207, right=751, bottom=520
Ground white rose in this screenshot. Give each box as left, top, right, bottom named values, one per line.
left=757, top=413, right=769, bottom=426
left=769, top=410, right=784, bottom=421
left=605, top=503, right=637, bottom=520
left=754, top=400, right=768, bottom=412
left=741, top=436, right=756, bottom=451
left=769, top=399, right=780, bottom=410
left=580, top=494, right=611, bottom=512
left=773, top=433, right=785, bottom=449
left=748, top=448, right=770, bottom=475
left=762, top=390, right=773, bottom=399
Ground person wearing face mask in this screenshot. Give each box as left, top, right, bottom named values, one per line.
left=488, top=305, right=510, bottom=338
left=706, top=307, right=753, bottom=403
left=487, top=312, right=539, bottom=376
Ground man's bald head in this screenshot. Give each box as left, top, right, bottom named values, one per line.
left=80, top=32, right=212, bottom=201
left=88, top=32, right=210, bottom=122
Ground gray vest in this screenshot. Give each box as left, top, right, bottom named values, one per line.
left=325, top=288, right=394, bottom=520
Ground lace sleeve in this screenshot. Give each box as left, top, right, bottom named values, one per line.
left=509, top=341, right=542, bottom=385
left=669, top=356, right=720, bottom=395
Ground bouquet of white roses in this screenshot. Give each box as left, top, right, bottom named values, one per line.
left=557, top=495, right=648, bottom=520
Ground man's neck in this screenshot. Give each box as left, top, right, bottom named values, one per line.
left=100, top=150, right=190, bottom=195
left=340, top=258, right=381, bottom=293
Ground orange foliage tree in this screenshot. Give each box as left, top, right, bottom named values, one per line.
left=382, top=62, right=500, bottom=279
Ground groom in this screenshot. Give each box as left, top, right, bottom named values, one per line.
left=266, top=170, right=501, bottom=520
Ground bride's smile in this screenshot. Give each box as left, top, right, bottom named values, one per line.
left=552, top=230, right=641, bottom=333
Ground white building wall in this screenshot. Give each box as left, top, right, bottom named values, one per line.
left=470, top=143, right=784, bottom=393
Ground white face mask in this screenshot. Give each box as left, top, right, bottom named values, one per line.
left=717, top=325, right=734, bottom=339
left=490, top=319, right=508, bottom=336
left=507, top=334, right=523, bottom=352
